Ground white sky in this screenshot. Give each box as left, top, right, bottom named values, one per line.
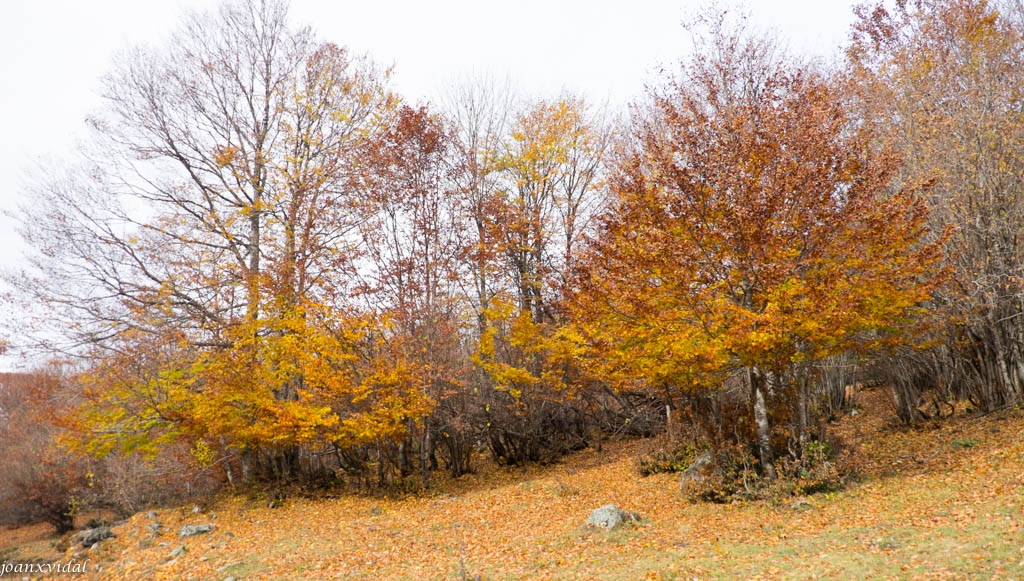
left=0, top=0, right=856, bottom=368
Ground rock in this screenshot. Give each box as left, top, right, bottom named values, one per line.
left=146, top=521, right=162, bottom=534
left=791, top=499, right=814, bottom=512
left=147, top=510, right=158, bottom=519
left=679, top=448, right=712, bottom=493
left=77, top=526, right=116, bottom=548
left=586, top=504, right=640, bottom=529
left=179, top=524, right=214, bottom=538
left=169, top=545, right=187, bottom=559
left=679, top=451, right=713, bottom=492
left=192, top=505, right=201, bottom=514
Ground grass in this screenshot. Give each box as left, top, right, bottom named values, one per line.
left=3, top=387, right=1024, bottom=579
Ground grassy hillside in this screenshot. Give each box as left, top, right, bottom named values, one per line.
left=3, top=387, right=1023, bottom=580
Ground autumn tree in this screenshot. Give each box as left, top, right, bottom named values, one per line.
left=488, top=95, right=610, bottom=322
left=8, top=0, right=432, bottom=483
left=573, top=13, right=944, bottom=478
left=847, top=0, right=1024, bottom=416
left=442, top=77, right=517, bottom=333
left=460, top=95, right=612, bottom=463
left=356, top=105, right=474, bottom=481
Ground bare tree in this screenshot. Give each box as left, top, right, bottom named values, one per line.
left=847, top=0, right=1024, bottom=416
left=9, top=0, right=392, bottom=356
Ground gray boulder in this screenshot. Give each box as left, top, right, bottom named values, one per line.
left=586, top=504, right=640, bottom=529
left=78, top=526, right=115, bottom=547
left=179, top=524, right=214, bottom=538
left=679, top=451, right=713, bottom=492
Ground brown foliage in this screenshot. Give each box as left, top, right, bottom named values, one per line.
left=0, top=372, right=93, bottom=533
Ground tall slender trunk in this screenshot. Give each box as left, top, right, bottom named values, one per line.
left=247, top=208, right=262, bottom=322
left=750, top=366, right=776, bottom=479
left=420, top=427, right=432, bottom=488
left=798, top=370, right=809, bottom=458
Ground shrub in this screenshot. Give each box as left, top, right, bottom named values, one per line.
left=0, top=372, right=94, bottom=533
left=636, top=442, right=703, bottom=477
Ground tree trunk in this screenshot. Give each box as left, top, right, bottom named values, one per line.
left=241, top=448, right=254, bottom=483
left=750, top=366, right=776, bottom=479
left=798, top=371, right=809, bottom=459
left=420, top=428, right=432, bottom=488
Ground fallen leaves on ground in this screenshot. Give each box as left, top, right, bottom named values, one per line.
left=5, top=387, right=1022, bottom=580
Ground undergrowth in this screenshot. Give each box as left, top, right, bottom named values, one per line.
left=640, top=437, right=847, bottom=503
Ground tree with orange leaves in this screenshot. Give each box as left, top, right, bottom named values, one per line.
left=572, top=13, right=945, bottom=478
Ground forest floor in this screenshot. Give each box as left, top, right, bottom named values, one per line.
left=3, top=386, right=1024, bottom=580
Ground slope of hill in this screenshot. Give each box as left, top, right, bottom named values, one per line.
left=3, top=386, right=1023, bottom=579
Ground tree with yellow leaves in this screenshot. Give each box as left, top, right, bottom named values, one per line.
left=467, top=95, right=611, bottom=463
left=11, top=0, right=431, bottom=483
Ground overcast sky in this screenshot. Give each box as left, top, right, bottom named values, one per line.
left=0, top=0, right=857, bottom=368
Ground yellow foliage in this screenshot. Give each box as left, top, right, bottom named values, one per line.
left=70, top=301, right=435, bottom=462
left=472, top=297, right=584, bottom=403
